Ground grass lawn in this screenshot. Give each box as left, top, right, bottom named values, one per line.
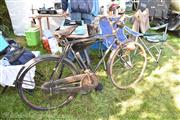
left=0, top=32, right=180, bottom=119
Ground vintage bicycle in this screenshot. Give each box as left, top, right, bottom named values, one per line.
left=15, top=16, right=147, bottom=110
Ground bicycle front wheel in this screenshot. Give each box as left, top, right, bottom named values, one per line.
left=16, top=56, right=79, bottom=110
left=107, top=41, right=147, bottom=89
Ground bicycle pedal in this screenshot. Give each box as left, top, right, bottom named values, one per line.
left=95, top=83, right=103, bottom=92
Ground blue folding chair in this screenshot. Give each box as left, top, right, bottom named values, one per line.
left=96, top=16, right=143, bottom=69
left=99, top=16, right=143, bottom=47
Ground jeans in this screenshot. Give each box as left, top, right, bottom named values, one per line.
left=67, top=12, right=94, bottom=64
left=70, top=12, right=94, bottom=24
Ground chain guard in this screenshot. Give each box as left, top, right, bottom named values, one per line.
left=41, top=70, right=99, bottom=94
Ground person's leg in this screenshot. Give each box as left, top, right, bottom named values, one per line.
left=82, top=13, right=103, bottom=91
left=81, top=13, right=95, bottom=36
left=68, top=12, right=83, bottom=61
left=70, top=13, right=91, bottom=67
left=81, top=13, right=94, bottom=24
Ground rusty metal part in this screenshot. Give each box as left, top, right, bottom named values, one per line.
left=54, top=25, right=78, bottom=39
left=41, top=70, right=99, bottom=94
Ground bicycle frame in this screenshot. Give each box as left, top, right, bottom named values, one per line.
left=60, top=34, right=120, bottom=73
left=14, top=15, right=148, bottom=111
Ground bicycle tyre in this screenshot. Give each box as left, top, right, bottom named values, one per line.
left=16, top=56, right=79, bottom=110
left=107, top=41, right=147, bottom=89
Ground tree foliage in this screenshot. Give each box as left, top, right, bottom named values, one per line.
left=0, top=0, right=13, bottom=36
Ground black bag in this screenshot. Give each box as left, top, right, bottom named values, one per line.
left=4, top=47, right=35, bottom=65
left=0, top=39, right=20, bottom=55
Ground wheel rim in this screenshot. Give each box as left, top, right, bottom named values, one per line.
left=110, top=42, right=147, bottom=89
left=18, top=58, right=77, bottom=110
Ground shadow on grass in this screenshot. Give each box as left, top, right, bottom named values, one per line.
left=142, top=32, right=179, bottom=79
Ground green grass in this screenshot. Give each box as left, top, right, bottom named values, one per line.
left=0, top=33, right=180, bottom=119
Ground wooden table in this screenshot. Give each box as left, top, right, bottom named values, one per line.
left=30, top=14, right=64, bottom=38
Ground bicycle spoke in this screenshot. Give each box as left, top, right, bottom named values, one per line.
left=108, top=42, right=147, bottom=89
left=17, top=57, right=78, bottom=110
left=23, top=89, right=34, bottom=95
left=58, top=64, right=65, bottom=79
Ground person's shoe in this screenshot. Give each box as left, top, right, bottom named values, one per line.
left=95, top=83, right=103, bottom=92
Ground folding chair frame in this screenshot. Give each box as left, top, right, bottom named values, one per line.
left=97, top=16, right=144, bottom=70
left=138, top=23, right=168, bottom=63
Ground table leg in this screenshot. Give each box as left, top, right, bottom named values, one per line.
left=38, top=17, right=43, bottom=38
left=47, top=17, right=50, bottom=30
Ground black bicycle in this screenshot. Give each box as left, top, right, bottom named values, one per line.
left=16, top=17, right=147, bottom=110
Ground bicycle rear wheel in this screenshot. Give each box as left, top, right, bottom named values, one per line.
left=107, top=41, right=147, bottom=89
left=16, top=56, right=79, bottom=110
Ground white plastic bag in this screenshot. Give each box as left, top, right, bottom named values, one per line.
left=43, top=30, right=59, bottom=54
left=0, top=65, right=35, bottom=89
left=48, top=37, right=59, bottom=55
